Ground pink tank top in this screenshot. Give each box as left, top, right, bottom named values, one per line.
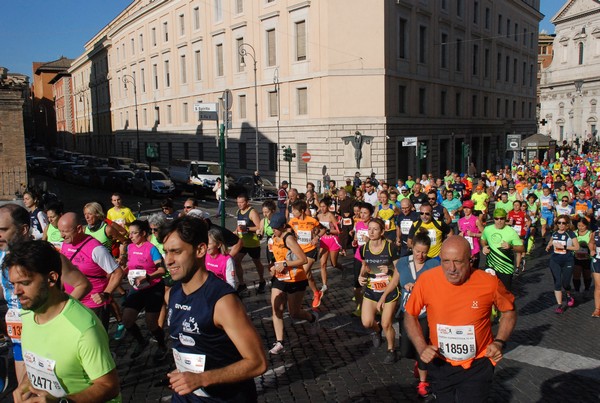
left=458, top=215, right=481, bottom=255
left=354, top=221, right=369, bottom=261
left=62, top=236, right=109, bottom=308
left=205, top=253, right=233, bottom=283
left=127, top=241, right=161, bottom=288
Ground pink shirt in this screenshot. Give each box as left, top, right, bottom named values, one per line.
left=458, top=215, right=481, bottom=255
left=127, top=241, right=162, bottom=289
left=205, top=253, right=236, bottom=288
left=354, top=221, right=370, bottom=261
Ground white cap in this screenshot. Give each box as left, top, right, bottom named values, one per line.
left=187, top=209, right=211, bottom=219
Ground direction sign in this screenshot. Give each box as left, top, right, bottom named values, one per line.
left=194, top=103, right=218, bottom=112
left=301, top=152, right=311, bottom=163
left=507, top=134, right=521, bottom=151
left=199, top=112, right=218, bottom=120
left=403, top=137, right=417, bottom=147
left=222, top=89, right=233, bottom=111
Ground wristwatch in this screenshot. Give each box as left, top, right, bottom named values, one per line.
left=493, top=339, right=507, bottom=349
left=282, top=261, right=288, bottom=267
left=58, top=398, right=72, bottom=403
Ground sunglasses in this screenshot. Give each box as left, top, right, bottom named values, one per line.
left=184, top=206, right=193, bottom=209
left=494, top=217, right=506, bottom=221
left=562, top=199, right=569, bottom=202
left=150, top=228, right=159, bottom=233
left=557, top=221, right=567, bottom=225
left=420, top=212, right=431, bottom=216
left=428, top=198, right=437, bottom=200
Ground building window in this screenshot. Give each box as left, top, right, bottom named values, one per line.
left=268, top=91, right=277, bottom=117
left=472, top=44, right=479, bottom=75
left=194, top=50, right=202, bottom=80
left=472, top=95, right=477, bottom=117
left=295, top=20, right=307, bottom=61
left=167, top=105, right=172, bottom=124
left=164, top=60, right=170, bottom=87
left=297, top=87, right=308, bottom=115
left=139, top=34, right=144, bottom=52
left=522, top=62, right=527, bottom=85
left=236, top=38, right=244, bottom=72
left=521, top=101, right=525, bottom=118
left=498, top=15, right=502, bottom=35
left=441, top=33, right=448, bottom=68
left=419, top=26, right=427, bottom=63
left=579, top=43, right=584, bottom=65
left=513, top=58, right=517, bottom=84
left=239, top=143, right=247, bottom=169
left=485, top=7, right=490, bottom=29
left=456, top=0, right=463, bottom=18
left=456, top=39, right=463, bottom=71
left=193, top=7, right=200, bottom=30
left=216, top=44, right=224, bottom=76
left=179, top=55, right=187, bottom=84
left=152, top=27, right=157, bottom=46
left=496, top=98, right=501, bottom=118
left=143, top=108, right=147, bottom=126
left=140, top=68, right=146, bottom=92
left=505, top=56, right=510, bottom=82
left=131, top=38, right=135, bottom=55
left=297, top=143, right=307, bottom=173
left=512, top=100, right=516, bottom=118
left=473, top=1, right=479, bottom=24
left=153, top=64, right=158, bottom=89
left=484, top=96, right=489, bottom=117
left=506, top=19, right=510, bottom=38
left=267, top=29, right=277, bottom=66
left=268, top=143, right=277, bottom=171
left=504, top=99, right=509, bottom=118
left=559, top=125, right=564, bottom=140
left=523, top=28, right=528, bottom=46
left=183, top=102, right=188, bottom=122
left=514, top=23, right=518, bottom=41
left=155, top=106, right=160, bottom=124
left=179, top=14, right=185, bottom=36
left=398, top=18, right=407, bottom=59
left=497, top=52, right=501, bottom=80
left=398, top=85, right=406, bottom=114
left=419, top=88, right=426, bottom=115
left=163, top=22, right=169, bottom=42
left=484, top=48, right=490, bottom=78
left=529, top=102, right=533, bottom=119
left=214, top=0, right=223, bottom=22
left=239, top=95, right=247, bottom=118
left=441, top=0, right=447, bottom=11
left=235, top=0, right=243, bottom=14
left=440, top=90, right=447, bottom=116
left=197, top=143, right=204, bottom=160
left=455, top=92, right=461, bottom=116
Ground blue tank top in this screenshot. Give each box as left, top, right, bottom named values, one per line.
left=168, top=272, right=257, bottom=401
left=0, top=251, right=19, bottom=311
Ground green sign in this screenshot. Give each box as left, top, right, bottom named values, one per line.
left=146, top=143, right=159, bottom=161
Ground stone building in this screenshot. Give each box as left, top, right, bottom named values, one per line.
left=0, top=67, right=29, bottom=199
left=68, top=0, right=541, bottom=188
left=539, top=0, right=600, bottom=144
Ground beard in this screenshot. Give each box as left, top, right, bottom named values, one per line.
left=23, top=281, right=50, bottom=312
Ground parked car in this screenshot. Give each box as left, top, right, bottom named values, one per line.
left=130, top=170, right=175, bottom=197
left=226, top=176, right=278, bottom=199
left=108, top=157, right=135, bottom=170
left=129, top=162, right=150, bottom=171
left=54, top=161, right=76, bottom=179
left=88, top=167, right=116, bottom=188
left=27, top=157, right=49, bottom=173
left=168, top=160, right=220, bottom=196
left=62, top=164, right=87, bottom=184
left=104, top=170, right=135, bottom=193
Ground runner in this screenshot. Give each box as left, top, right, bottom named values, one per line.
left=540, top=186, right=556, bottom=240
left=6, top=240, right=121, bottom=402
left=591, top=226, right=600, bottom=317
left=480, top=209, right=524, bottom=291
left=441, top=190, right=462, bottom=234
left=407, top=204, right=448, bottom=260
left=396, top=199, right=420, bottom=257
left=545, top=215, right=579, bottom=314
left=267, top=213, right=320, bottom=355
left=22, top=189, right=48, bottom=241
left=358, top=218, right=400, bottom=364
left=573, top=217, right=593, bottom=296
left=525, top=193, right=540, bottom=252
left=317, top=197, right=343, bottom=308
left=83, top=202, right=130, bottom=263
left=41, top=201, right=64, bottom=251
left=471, top=185, right=490, bottom=217
left=457, top=200, right=484, bottom=269
left=507, top=200, right=531, bottom=273
left=404, top=237, right=516, bottom=402
left=409, top=183, right=428, bottom=212
left=233, top=194, right=266, bottom=294
left=351, top=202, right=373, bottom=316
left=427, top=190, right=451, bottom=226
left=277, top=180, right=289, bottom=211
left=106, top=193, right=136, bottom=229
left=205, top=227, right=237, bottom=289
left=374, top=191, right=399, bottom=242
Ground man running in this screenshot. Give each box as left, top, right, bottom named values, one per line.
left=233, top=194, right=266, bottom=294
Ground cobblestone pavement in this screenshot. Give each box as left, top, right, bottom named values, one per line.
left=5, top=181, right=600, bottom=402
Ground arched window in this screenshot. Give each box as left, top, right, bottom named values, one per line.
left=559, top=102, right=565, bottom=116
left=579, top=42, right=584, bottom=65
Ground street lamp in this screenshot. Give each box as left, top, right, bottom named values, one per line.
left=273, top=67, right=280, bottom=185
left=239, top=43, right=259, bottom=172
left=122, top=74, right=140, bottom=162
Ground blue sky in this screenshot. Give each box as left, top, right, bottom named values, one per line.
left=1, top=0, right=565, bottom=77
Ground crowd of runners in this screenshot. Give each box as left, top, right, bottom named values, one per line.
left=1, top=145, right=600, bottom=401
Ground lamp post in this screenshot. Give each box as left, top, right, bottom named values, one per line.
left=273, top=67, right=280, bottom=185
left=239, top=43, right=259, bottom=172
left=122, top=74, right=140, bottom=162
left=38, top=104, right=48, bottom=148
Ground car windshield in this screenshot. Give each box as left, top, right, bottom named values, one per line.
left=146, top=171, right=168, bottom=180
left=192, top=163, right=220, bottom=175
left=262, top=179, right=274, bottom=186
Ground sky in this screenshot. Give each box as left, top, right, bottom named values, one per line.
left=1, top=0, right=566, bottom=78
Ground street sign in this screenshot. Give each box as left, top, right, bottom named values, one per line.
left=507, top=134, right=521, bottom=150
left=194, top=103, right=218, bottom=112
left=222, top=111, right=232, bottom=129
left=301, top=152, right=311, bottom=163
left=199, top=112, right=218, bottom=121
left=222, top=90, right=233, bottom=111
left=146, top=143, right=159, bottom=162
left=403, top=137, right=417, bottom=147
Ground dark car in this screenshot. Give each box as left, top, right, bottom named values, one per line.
left=54, top=161, right=76, bottom=180
left=89, top=167, right=116, bottom=188
left=27, top=157, right=49, bottom=173
left=104, top=169, right=135, bottom=193
left=226, top=176, right=278, bottom=199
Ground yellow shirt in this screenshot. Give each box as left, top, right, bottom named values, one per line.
left=106, top=207, right=136, bottom=229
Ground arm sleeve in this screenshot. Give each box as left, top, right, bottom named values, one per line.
left=92, top=246, right=119, bottom=274
left=125, top=209, right=137, bottom=224
left=150, top=246, right=163, bottom=262
left=493, top=278, right=516, bottom=312
left=225, top=257, right=237, bottom=289
left=78, top=324, right=116, bottom=381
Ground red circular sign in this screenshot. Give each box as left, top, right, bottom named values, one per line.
left=301, top=152, right=311, bottom=163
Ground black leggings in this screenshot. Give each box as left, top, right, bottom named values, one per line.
left=400, top=315, right=429, bottom=370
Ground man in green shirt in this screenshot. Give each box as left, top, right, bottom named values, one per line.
left=495, top=192, right=513, bottom=215
left=7, top=240, right=121, bottom=402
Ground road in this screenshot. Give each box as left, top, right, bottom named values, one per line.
left=5, top=176, right=600, bottom=402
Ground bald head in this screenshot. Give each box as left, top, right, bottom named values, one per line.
left=58, top=212, right=85, bottom=244
left=440, top=236, right=472, bottom=285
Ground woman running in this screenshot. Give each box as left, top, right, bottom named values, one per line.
left=23, top=189, right=48, bottom=240
left=573, top=217, right=593, bottom=295
left=374, top=191, right=399, bottom=242
left=545, top=215, right=580, bottom=314
left=205, top=227, right=237, bottom=289
left=317, top=197, right=344, bottom=296
left=358, top=218, right=400, bottom=364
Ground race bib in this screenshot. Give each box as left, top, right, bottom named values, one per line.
left=297, top=230, right=312, bottom=245
left=309, top=208, right=317, bottom=217
left=513, top=225, right=522, bottom=235
left=356, top=229, right=368, bottom=246
left=400, top=220, right=412, bottom=235
left=172, top=349, right=209, bottom=397
left=237, top=220, right=247, bottom=234
left=427, top=229, right=437, bottom=246
left=384, top=220, right=390, bottom=231
left=464, top=236, right=474, bottom=250
left=414, top=203, right=422, bottom=211
left=437, top=324, right=476, bottom=361
left=6, top=308, right=22, bottom=341
left=553, top=240, right=567, bottom=254
left=274, top=262, right=291, bottom=281
left=342, top=218, right=353, bottom=226
left=267, top=238, right=273, bottom=252
left=128, top=269, right=148, bottom=289
left=23, top=350, right=67, bottom=398
left=329, top=204, right=336, bottom=212
left=370, top=273, right=390, bottom=291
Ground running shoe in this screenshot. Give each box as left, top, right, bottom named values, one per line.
left=257, top=280, right=266, bottom=294
left=592, top=309, right=600, bottom=318
left=236, top=283, right=248, bottom=294
left=372, top=329, right=382, bottom=348
left=131, top=339, right=149, bottom=359
left=312, top=290, right=323, bottom=309
left=567, top=294, right=575, bottom=307
left=269, top=341, right=285, bottom=355
left=555, top=305, right=565, bottom=314
left=383, top=350, right=396, bottom=365
left=114, top=323, right=125, bottom=341
left=309, top=311, right=320, bottom=335
left=416, top=381, right=431, bottom=398
left=154, top=346, right=169, bottom=362
left=321, top=284, right=328, bottom=293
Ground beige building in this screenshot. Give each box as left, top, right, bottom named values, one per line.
left=539, top=0, right=600, bottom=145
left=69, top=0, right=542, bottom=188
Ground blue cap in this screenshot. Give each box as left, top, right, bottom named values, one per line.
left=269, top=213, right=287, bottom=229
left=542, top=184, right=550, bottom=189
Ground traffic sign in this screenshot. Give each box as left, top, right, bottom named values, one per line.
left=222, top=90, right=233, bottom=111
left=301, top=152, right=311, bottom=163
left=222, top=110, right=232, bottom=129
left=403, top=137, right=417, bottom=147
left=194, top=103, right=218, bottom=112
left=199, top=112, right=218, bottom=120
left=507, top=134, right=521, bottom=150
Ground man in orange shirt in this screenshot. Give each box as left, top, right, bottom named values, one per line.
left=404, top=236, right=516, bottom=402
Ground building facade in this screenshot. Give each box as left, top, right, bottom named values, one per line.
left=68, top=0, right=541, bottom=188
left=539, top=0, right=600, bottom=144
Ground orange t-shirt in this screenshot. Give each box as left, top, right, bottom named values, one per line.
left=288, top=215, right=320, bottom=253
left=405, top=267, right=515, bottom=369
left=271, top=233, right=307, bottom=283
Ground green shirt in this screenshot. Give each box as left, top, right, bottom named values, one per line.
left=21, top=297, right=120, bottom=401
left=46, top=224, right=63, bottom=244
left=405, top=180, right=415, bottom=189
left=495, top=200, right=513, bottom=214
left=481, top=225, right=523, bottom=274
